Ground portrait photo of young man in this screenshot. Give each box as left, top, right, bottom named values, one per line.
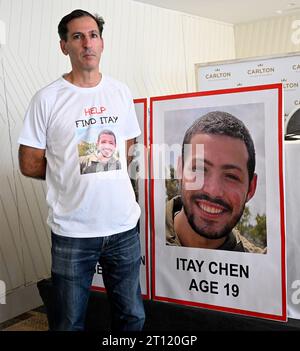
left=165, top=109, right=266, bottom=253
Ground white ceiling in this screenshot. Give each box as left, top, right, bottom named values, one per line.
left=133, top=0, right=300, bottom=24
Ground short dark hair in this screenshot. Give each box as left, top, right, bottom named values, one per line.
left=182, top=111, right=256, bottom=182
left=58, top=9, right=105, bottom=41
left=97, top=130, right=117, bottom=145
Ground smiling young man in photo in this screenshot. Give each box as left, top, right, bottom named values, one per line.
left=81, top=130, right=121, bottom=173
left=166, top=111, right=265, bottom=253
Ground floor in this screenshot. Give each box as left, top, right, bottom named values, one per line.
left=2, top=285, right=300, bottom=332
left=0, top=306, right=48, bottom=331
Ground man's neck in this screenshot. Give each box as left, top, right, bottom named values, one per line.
left=64, top=70, right=102, bottom=88
left=174, top=209, right=226, bottom=249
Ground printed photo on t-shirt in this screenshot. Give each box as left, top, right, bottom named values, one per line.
left=77, top=127, right=121, bottom=174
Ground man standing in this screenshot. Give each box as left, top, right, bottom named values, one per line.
left=166, top=111, right=265, bottom=253
left=18, top=9, right=145, bottom=331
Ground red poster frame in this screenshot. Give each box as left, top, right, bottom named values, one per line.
left=150, top=84, right=286, bottom=320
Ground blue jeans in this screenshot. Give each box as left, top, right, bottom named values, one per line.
left=50, top=226, right=145, bottom=331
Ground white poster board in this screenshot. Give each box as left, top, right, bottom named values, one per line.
left=284, top=141, right=300, bottom=319
left=196, top=54, right=300, bottom=319
left=151, top=85, right=286, bottom=320
left=196, top=53, right=300, bottom=128
left=91, top=99, right=150, bottom=299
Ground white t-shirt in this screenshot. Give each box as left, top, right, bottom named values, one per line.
left=18, top=75, right=141, bottom=238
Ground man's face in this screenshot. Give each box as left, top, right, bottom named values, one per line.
left=180, top=133, right=257, bottom=240
left=60, top=16, right=103, bottom=72
left=97, top=134, right=116, bottom=159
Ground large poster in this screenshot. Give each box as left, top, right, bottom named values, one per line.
left=196, top=55, right=300, bottom=319
left=151, top=85, right=286, bottom=320
left=195, top=53, right=300, bottom=128
left=91, top=98, right=150, bottom=299
left=284, top=141, right=300, bottom=319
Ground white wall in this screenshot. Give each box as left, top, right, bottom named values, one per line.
left=0, top=0, right=235, bottom=322
left=235, top=12, right=300, bottom=58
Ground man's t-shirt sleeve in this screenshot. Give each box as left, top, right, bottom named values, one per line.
left=18, top=92, right=48, bottom=149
